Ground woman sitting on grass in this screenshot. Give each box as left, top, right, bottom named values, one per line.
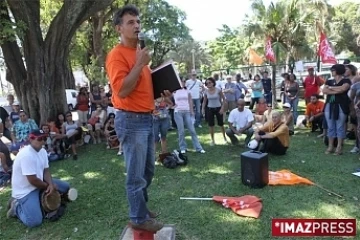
left=41, top=124, right=70, bottom=162
left=87, top=105, right=106, bottom=144
left=282, top=103, right=295, bottom=135
left=62, top=112, right=82, bottom=160
left=104, top=113, right=123, bottom=156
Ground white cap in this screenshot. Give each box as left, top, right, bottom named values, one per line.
left=248, top=139, right=259, bottom=150
left=283, top=103, right=291, bottom=108
left=12, top=101, right=20, bottom=106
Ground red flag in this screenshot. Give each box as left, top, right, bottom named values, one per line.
left=265, top=37, right=276, bottom=63
left=318, top=32, right=337, bottom=64
left=212, top=195, right=262, bottom=219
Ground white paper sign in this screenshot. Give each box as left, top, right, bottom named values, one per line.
left=295, top=61, right=304, bottom=72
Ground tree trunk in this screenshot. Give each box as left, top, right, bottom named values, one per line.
left=3, top=0, right=114, bottom=123
left=92, top=11, right=106, bottom=67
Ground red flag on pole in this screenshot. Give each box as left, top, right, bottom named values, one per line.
left=213, top=195, right=263, bottom=219
left=318, top=32, right=337, bottom=64
left=180, top=195, right=263, bottom=219
left=265, top=37, right=276, bottom=63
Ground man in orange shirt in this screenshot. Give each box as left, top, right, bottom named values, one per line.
left=302, top=94, right=325, bottom=134
left=106, top=5, right=168, bottom=232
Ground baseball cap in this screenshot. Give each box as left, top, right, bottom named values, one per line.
left=12, top=101, right=20, bottom=106
left=283, top=103, right=291, bottom=108
left=307, top=67, right=314, bottom=71
left=29, top=129, right=47, bottom=138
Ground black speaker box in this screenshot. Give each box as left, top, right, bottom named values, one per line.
left=241, top=150, right=269, bottom=188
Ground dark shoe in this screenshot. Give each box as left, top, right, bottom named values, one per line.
left=148, top=210, right=160, bottom=218
left=129, top=218, right=164, bottom=232
left=73, top=154, right=78, bottom=160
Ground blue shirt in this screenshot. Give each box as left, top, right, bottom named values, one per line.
left=12, top=119, right=39, bottom=142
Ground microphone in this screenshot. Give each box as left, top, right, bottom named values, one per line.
left=138, top=32, right=146, bottom=49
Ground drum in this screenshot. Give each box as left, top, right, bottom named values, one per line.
left=108, top=135, right=119, bottom=149
left=41, top=191, right=61, bottom=213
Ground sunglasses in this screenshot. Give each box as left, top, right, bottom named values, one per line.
left=267, top=105, right=272, bottom=107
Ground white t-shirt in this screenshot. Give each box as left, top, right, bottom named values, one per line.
left=215, top=81, right=223, bottom=90
left=185, top=79, right=203, bottom=99
left=228, top=108, right=254, bottom=131
left=11, top=145, right=49, bottom=199
left=173, top=89, right=190, bottom=112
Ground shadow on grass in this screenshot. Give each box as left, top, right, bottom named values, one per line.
left=0, top=126, right=359, bottom=240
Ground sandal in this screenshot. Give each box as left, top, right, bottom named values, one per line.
left=333, top=149, right=343, bottom=155
left=325, top=148, right=334, bottom=154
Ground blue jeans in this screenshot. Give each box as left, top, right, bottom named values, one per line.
left=192, top=98, right=201, bottom=127
left=153, top=118, right=170, bottom=142
left=115, top=110, right=155, bottom=224
left=285, top=96, right=299, bottom=123
left=15, top=179, right=69, bottom=228
left=264, top=91, right=272, bottom=104
left=174, top=111, right=203, bottom=152
left=48, top=153, right=64, bottom=162
left=324, top=104, right=347, bottom=139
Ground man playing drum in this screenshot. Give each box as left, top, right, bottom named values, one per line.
left=7, top=130, right=77, bottom=228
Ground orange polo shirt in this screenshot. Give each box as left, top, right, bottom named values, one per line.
left=106, top=44, right=154, bottom=112
left=305, top=101, right=325, bottom=117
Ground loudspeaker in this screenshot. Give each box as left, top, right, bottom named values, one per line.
left=241, top=151, right=269, bottom=188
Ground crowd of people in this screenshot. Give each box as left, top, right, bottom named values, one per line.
left=0, top=3, right=359, bottom=233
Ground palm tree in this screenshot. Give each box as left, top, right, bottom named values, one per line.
left=168, top=40, right=211, bottom=75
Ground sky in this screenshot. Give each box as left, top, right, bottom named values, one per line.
left=166, top=0, right=350, bottom=41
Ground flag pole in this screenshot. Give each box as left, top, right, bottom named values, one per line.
left=180, top=197, right=213, bottom=201
left=314, top=184, right=343, bottom=198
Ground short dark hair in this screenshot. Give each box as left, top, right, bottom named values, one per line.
left=345, top=64, right=358, bottom=76
left=113, top=5, right=140, bottom=26
left=206, top=77, right=216, bottom=86
left=311, top=94, right=320, bottom=99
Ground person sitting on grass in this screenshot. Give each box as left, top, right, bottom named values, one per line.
left=0, top=139, right=13, bottom=188
left=62, top=112, right=82, bottom=160
left=282, top=103, right=295, bottom=135
left=87, top=104, right=106, bottom=144
left=253, top=111, right=290, bottom=155
left=7, top=130, right=77, bottom=228
left=254, top=97, right=267, bottom=123
left=11, top=111, right=39, bottom=152
left=302, top=94, right=325, bottom=136
left=41, top=124, right=69, bottom=162
left=104, top=113, right=123, bottom=155
left=226, top=98, right=254, bottom=146
left=262, top=103, right=273, bottom=124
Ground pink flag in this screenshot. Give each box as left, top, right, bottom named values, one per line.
left=265, top=37, right=276, bottom=63
left=318, top=32, right=337, bottom=64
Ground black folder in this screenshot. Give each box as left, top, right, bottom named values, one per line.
left=151, top=61, right=182, bottom=99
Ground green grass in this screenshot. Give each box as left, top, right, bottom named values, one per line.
left=1, top=121, right=360, bottom=240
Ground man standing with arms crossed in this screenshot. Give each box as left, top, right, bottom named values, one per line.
left=106, top=5, right=168, bottom=232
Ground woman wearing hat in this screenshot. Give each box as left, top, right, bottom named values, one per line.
left=322, top=64, right=352, bottom=155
